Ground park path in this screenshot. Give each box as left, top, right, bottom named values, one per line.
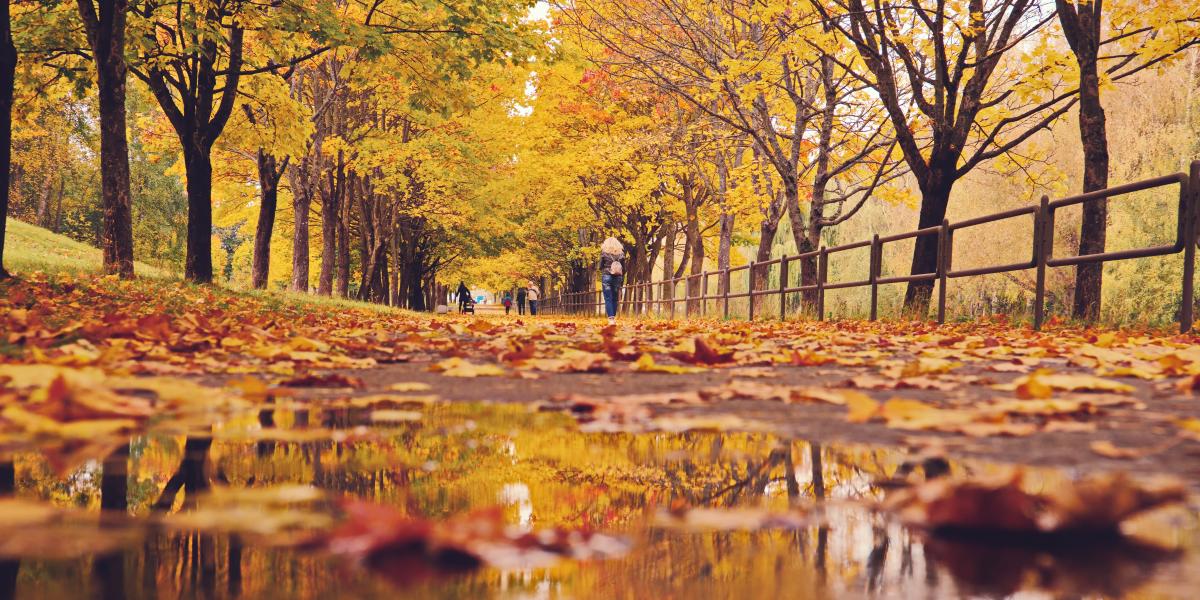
left=264, top=316, right=1200, bottom=491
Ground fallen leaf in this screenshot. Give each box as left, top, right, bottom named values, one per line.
left=885, top=469, right=1185, bottom=535
left=279, top=372, right=366, bottom=389
left=632, top=354, right=707, bottom=374
left=430, top=357, right=506, bottom=378
left=845, top=393, right=880, bottom=423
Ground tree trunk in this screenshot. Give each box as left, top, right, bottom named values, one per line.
left=903, top=170, right=954, bottom=315
left=251, top=151, right=281, bottom=289
left=662, top=223, right=675, bottom=302
left=182, top=145, right=214, bottom=283
left=406, top=261, right=426, bottom=310
left=0, top=0, right=16, bottom=279
left=1060, top=0, right=1108, bottom=322
left=752, top=219, right=778, bottom=316
left=686, top=200, right=704, bottom=314
left=100, top=444, right=129, bottom=513
left=718, top=211, right=733, bottom=291
left=317, top=160, right=340, bottom=296
left=290, top=167, right=311, bottom=292
left=389, top=233, right=400, bottom=306
left=82, top=0, right=135, bottom=279
left=336, top=172, right=352, bottom=298
left=798, top=237, right=820, bottom=313
left=36, top=174, right=54, bottom=228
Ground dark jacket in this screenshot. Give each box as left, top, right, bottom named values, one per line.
left=516, top=288, right=527, bottom=302
left=599, top=251, right=624, bottom=278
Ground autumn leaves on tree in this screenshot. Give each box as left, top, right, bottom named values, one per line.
left=0, top=1, right=1198, bottom=321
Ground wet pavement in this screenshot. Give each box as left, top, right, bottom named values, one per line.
left=1, top=402, right=1198, bottom=599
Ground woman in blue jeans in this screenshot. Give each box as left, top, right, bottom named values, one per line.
left=599, top=237, right=625, bottom=324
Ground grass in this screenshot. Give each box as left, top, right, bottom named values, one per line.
left=4, top=217, right=417, bottom=317
left=3, top=218, right=174, bottom=279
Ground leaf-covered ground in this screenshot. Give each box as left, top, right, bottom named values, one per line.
left=4, top=272, right=1200, bottom=486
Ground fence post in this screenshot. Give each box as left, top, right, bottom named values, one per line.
left=937, top=219, right=950, bottom=324
left=869, top=235, right=880, bottom=321
left=702, top=271, right=709, bottom=317
left=747, top=261, right=757, bottom=321
left=779, top=256, right=789, bottom=320
left=817, top=247, right=827, bottom=321
left=1183, top=161, right=1199, bottom=333
left=1034, top=196, right=1050, bottom=330
left=723, top=268, right=731, bottom=319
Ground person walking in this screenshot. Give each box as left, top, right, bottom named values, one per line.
left=502, top=291, right=513, bottom=315
left=599, top=237, right=624, bottom=325
left=457, top=281, right=471, bottom=313
left=516, top=286, right=527, bottom=315
left=527, top=282, right=540, bottom=315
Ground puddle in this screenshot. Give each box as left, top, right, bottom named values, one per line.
left=1, top=402, right=1198, bottom=599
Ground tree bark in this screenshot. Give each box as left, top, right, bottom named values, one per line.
left=317, top=154, right=342, bottom=296
left=290, top=172, right=311, bottom=292
left=752, top=216, right=779, bottom=316
left=336, top=171, right=352, bottom=298
left=0, top=0, right=16, bottom=279
left=661, top=223, right=676, bottom=302
left=251, top=151, right=284, bottom=289
left=903, top=171, right=954, bottom=316
left=36, top=174, right=54, bottom=228
left=717, top=211, right=733, bottom=291
left=182, top=146, right=214, bottom=283
left=1059, top=0, right=1109, bottom=322
left=685, top=189, right=704, bottom=314
left=79, top=0, right=135, bottom=279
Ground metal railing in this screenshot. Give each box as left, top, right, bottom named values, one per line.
left=543, top=161, right=1200, bottom=333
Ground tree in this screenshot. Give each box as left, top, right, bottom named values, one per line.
left=1058, top=0, right=1108, bottom=321
left=0, top=0, right=15, bottom=280
left=76, top=0, right=134, bottom=278
left=816, top=0, right=1082, bottom=313
left=562, top=0, right=900, bottom=314
left=128, top=0, right=252, bottom=283
left=1057, top=0, right=1200, bottom=320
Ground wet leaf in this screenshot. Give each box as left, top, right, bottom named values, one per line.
left=318, top=501, right=629, bottom=581
left=279, top=372, right=366, bottom=389
left=886, top=469, right=1185, bottom=535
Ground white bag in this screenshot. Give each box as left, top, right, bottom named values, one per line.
left=609, top=260, right=623, bottom=276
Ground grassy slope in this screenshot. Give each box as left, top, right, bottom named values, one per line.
left=3, top=218, right=410, bottom=315
left=3, top=218, right=172, bottom=278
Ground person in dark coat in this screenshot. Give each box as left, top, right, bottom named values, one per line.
left=457, top=281, right=471, bottom=313
left=516, top=286, right=527, bottom=315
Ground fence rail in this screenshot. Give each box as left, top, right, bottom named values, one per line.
left=543, top=161, right=1200, bottom=333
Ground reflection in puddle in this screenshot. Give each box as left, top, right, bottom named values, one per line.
left=0, top=402, right=1196, bottom=598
